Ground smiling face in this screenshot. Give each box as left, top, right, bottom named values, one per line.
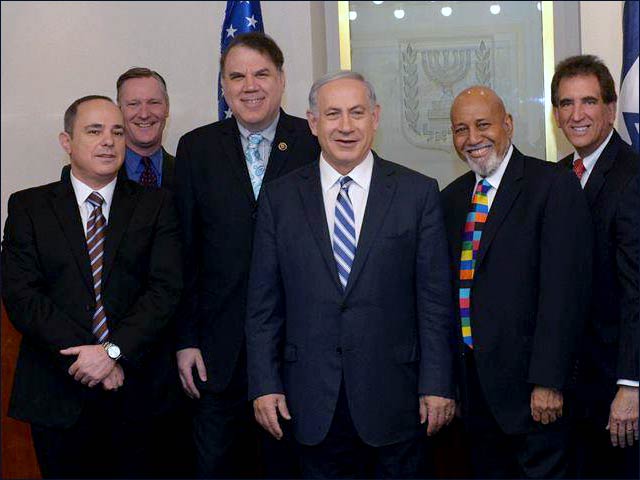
left=118, top=76, right=169, bottom=156
left=221, top=45, right=285, bottom=131
left=59, top=99, right=125, bottom=189
left=553, top=74, right=615, bottom=157
left=306, top=78, right=380, bottom=174
left=450, top=87, right=513, bottom=177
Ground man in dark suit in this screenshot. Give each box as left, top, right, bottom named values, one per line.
left=246, top=70, right=456, bottom=478
left=173, top=32, right=320, bottom=477
left=441, top=86, right=593, bottom=478
left=1, top=95, right=183, bottom=478
left=61, top=67, right=175, bottom=190
left=552, top=54, right=639, bottom=479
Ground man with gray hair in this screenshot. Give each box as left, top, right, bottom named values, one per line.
left=246, top=70, right=456, bottom=477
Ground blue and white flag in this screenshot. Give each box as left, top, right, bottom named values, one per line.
left=218, top=1, right=264, bottom=121
left=618, top=0, right=639, bottom=151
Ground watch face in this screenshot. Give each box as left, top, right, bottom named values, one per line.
left=108, top=345, right=121, bottom=359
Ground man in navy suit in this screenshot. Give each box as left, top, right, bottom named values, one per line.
left=552, top=55, right=638, bottom=479
left=246, top=71, right=456, bottom=478
left=441, top=86, right=593, bottom=478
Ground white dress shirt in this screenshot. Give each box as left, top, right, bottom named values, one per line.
left=70, top=171, right=117, bottom=235
left=572, top=129, right=614, bottom=188
left=320, top=152, right=374, bottom=245
left=472, top=144, right=514, bottom=210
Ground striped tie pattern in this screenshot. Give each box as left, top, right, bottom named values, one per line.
left=86, top=192, right=109, bottom=342
left=333, top=176, right=356, bottom=291
left=459, top=179, right=492, bottom=348
left=245, top=133, right=266, bottom=198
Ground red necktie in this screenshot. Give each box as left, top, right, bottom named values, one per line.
left=573, top=158, right=585, bottom=181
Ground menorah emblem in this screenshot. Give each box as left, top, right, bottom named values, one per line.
left=422, top=49, right=471, bottom=101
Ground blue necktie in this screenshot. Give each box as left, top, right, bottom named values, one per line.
left=245, top=133, right=265, bottom=198
left=333, top=176, right=356, bottom=290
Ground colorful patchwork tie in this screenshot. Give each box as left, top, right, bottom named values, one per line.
left=245, top=133, right=266, bottom=198
left=572, top=158, right=585, bottom=181
left=333, top=176, right=356, bottom=291
left=86, top=192, right=109, bottom=343
left=459, top=179, right=492, bottom=348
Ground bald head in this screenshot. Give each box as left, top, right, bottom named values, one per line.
left=450, top=86, right=513, bottom=177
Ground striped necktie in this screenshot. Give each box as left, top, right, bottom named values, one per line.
left=459, top=179, right=492, bottom=348
left=572, top=158, right=585, bottom=181
left=86, top=192, right=109, bottom=342
left=333, top=176, right=356, bottom=291
left=245, top=133, right=266, bottom=198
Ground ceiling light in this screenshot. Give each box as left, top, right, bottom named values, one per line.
left=441, top=6, right=452, bottom=17
left=393, top=9, right=405, bottom=19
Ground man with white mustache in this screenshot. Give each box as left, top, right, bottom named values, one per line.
left=440, top=86, right=593, bottom=478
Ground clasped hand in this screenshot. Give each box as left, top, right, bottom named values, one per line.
left=60, top=344, right=123, bottom=390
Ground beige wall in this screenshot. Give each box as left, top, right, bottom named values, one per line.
left=1, top=1, right=327, bottom=228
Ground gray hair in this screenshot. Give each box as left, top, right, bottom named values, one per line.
left=308, top=70, right=377, bottom=115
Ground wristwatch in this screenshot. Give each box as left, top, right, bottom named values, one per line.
left=102, top=341, right=122, bottom=361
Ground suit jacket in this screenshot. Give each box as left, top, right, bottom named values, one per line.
left=61, top=148, right=176, bottom=191
left=246, top=155, right=455, bottom=447
left=441, top=147, right=593, bottom=435
left=174, top=110, right=320, bottom=392
left=559, top=131, right=639, bottom=422
left=1, top=177, right=183, bottom=428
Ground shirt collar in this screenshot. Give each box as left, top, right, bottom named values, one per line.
left=475, top=143, right=513, bottom=191
left=320, top=151, right=374, bottom=193
left=237, top=111, right=280, bottom=145
left=125, top=146, right=163, bottom=173
left=572, top=129, right=613, bottom=174
left=70, top=170, right=118, bottom=208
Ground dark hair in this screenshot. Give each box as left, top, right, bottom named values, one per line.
left=64, top=95, right=114, bottom=135
left=116, top=67, right=168, bottom=103
left=551, top=55, right=617, bottom=107
left=220, top=32, right=284, bottom=74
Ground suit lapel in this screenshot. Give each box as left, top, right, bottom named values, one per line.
left=49, top=182, right=94, bottom=294
left=102, top=179, right=138, bottom=288
left=344, top=156, right=396, bottom=298
left=222, top=119, right=256, bottom=204
left=263, top=111, right=297, bottom=184
left=297, top=164, right=342, bottom=293
left=475, top=147, right=524, bottom=269
left=161, top=148, right=175, bottom=190
left=583, top=132, right=619, bottom=206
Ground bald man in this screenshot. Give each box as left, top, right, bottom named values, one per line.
left=440, top=86, right=593, bottom=477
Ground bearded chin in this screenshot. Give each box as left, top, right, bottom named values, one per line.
left=465, top=150, right=503, bottom=178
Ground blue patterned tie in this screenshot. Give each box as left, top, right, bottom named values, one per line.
left=333, top=176, right=356, bottom=290
left=245, top=133, right=266, bottom=198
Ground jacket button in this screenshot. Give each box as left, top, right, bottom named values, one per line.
left=251, top=211, right=258, bottom=220
left=340, top=303, right=347, bottom=312
left=336, top=347, right=342, bottom=354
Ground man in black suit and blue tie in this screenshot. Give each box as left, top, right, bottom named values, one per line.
left=246, top=71, right=456, bottom=478
left=552, top=54, right=639, bottom=479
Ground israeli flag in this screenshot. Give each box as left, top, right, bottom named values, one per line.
left=618, top=0, right=639, bottom=152
left=218, top=1, right=264, bottom=121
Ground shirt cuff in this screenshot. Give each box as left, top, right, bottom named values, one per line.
left=617, top=379, right=639, bottom=388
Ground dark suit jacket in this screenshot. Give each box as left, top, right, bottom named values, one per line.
left=441, top=147, right=593, bottom=435
left=246, top=155, right=455, bottom=447
left=559, top=131, right=639, bottom=423
left=1, top=177, right=183, bottom=428
left=174, top=110, right=320, bottom=392
left=61, top=148, right=175, bottom=191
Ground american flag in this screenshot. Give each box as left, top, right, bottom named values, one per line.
left=218, top=1, right=264, bottom=120
left=618, top=0, right=638, bottom=151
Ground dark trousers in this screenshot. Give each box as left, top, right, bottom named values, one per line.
left=297, top=380, right=429, bottom=479
left=463, top=348, right=570, bottom=478
left=192, top=353, right=300, bottom=478
left=573, top=416, right=639, bottom=479
left=31, top=391, right=155, bottom=479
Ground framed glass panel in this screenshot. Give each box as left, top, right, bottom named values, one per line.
left=346, top=1, right=554, bottom=188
